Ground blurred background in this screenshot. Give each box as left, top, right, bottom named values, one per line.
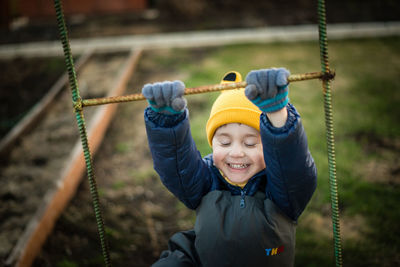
left=1, top=0, right=400, bottom=43
left=1, top=0, right=399, bottom=267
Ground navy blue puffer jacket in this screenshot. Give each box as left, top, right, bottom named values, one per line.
left=144, top=103, right=317, bottom=221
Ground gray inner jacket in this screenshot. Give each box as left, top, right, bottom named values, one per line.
left=195, top=191, right=295, bottom=266
left=159, top=190, right=296, bottom=267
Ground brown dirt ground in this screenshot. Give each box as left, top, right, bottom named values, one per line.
left=0, top=57, right=65, bottom=140
left=32, top=49, right=209, bottom=267
left=0, top=52, right=130, bottom=265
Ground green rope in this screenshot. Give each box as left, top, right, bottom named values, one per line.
left=317, top=1, right=343, bottom=266
left=53, top=1, right=111, bottom=266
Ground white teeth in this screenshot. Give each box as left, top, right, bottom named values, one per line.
left=229, top=163, right=248, bottom=169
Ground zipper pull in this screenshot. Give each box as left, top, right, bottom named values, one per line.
left=240, top=190, right=246, bottom=208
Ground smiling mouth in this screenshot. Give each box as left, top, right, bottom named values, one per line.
left=227, top=163, right=249, bottom=169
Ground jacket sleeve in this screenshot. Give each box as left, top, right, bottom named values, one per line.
left=144, top=107, right=212, bottom=209
left=261, top=103, right=317, bottom=221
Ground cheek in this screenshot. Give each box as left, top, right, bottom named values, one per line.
left=257, top=155, right=266, bottom=168
left=213, top=151, right=222, bottom=167
left=249, top=146, right=266, bottom=168
left=212, top=148, right=225, bottom=168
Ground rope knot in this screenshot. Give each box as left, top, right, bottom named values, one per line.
left=321, top=70, right=336, bottom=81
left=73, top=99, right=83, bottom=111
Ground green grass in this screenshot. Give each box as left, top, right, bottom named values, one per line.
left=146, top=37, right=400, bottom=266
left=111, top=180, right=125, bottom=190
left=114, top=142, right=131, bottom=154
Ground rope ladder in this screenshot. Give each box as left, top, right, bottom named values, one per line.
left=53, top=0, right=342, bottom=266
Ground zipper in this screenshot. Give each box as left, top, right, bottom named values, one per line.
left=240, top=189, right=246, bottom=208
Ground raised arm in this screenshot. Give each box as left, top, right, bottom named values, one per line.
left=142, top=81, right=212, bottom=209
left=260, top=106, right=317, bottom=221
left=245, top=69, right=317, bottom=221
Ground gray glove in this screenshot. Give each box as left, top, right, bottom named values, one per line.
left=142, top=81, right=187, bottom=115
left=245, top=68, right=290, bottom=113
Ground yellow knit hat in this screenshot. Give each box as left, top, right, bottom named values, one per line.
left=206, top=71, right=262, bottom=146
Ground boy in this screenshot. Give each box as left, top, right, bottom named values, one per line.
left=142, top=69, right=317, bottom=267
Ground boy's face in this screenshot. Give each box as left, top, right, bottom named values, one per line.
left=212, top=123, right=266, bottom=185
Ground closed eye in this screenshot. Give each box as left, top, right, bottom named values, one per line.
left=244, top=136, right=259, bottom=147
left=245, top=143, right=256, bottom=147
left=220, top=142, right=231, bottom=146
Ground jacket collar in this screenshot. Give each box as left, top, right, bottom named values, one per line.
left=204, top=154, right=266, bottom=196
left=212, top=164, right=265, bottom=196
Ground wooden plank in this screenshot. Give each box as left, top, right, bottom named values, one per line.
left=5, top=48, right=143, bottom=267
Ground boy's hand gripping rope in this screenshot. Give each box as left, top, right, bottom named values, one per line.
left=54, top=0, right=341, bottom=266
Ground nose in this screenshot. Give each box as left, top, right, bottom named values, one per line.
left=229, top=143, right=245, bottom=157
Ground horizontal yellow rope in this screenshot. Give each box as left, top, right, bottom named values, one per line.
left=82, top=70, right=334, bottom=107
